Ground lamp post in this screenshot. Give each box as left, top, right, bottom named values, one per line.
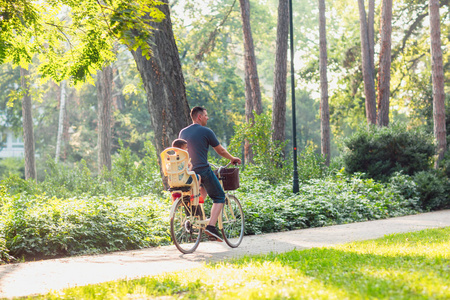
left=289, top=0, right=299, bottom=193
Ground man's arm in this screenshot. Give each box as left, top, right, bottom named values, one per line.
left=213, top=144, right=242, bottom=165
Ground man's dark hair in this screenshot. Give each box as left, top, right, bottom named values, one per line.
left=172, top=138, right=187, bottom=149
left=190, top=106, right=206, bottom=121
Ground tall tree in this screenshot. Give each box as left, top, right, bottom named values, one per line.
left=318, top=0, right=330, bottom=166
left=239, top=0, right=262, bottom=163
left=377, top=0, right=393, bottom=127
left=368, top=0, right=375, bottom=73
left=272, top=0, right=289, bottom=151
left=357, top=0, right=377, bottom=124
left=239, top=0, right=262, bottom=115
left=20, top=67, right=36, bottom=180
left=97, top=66, right=113, bottom=173
left=131, top=0, right=191, bottom=163
left=429, top=0, right=447, bottom=166
left=55, top=80, right=67, bottom=163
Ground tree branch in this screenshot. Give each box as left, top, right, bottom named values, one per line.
left=194, top=0, right=237, bottom=62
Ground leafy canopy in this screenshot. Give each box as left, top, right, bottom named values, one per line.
left=0, top=0, right=165, bottom=84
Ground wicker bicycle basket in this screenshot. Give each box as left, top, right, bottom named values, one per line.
left=214, top=167, right=240, bottom=190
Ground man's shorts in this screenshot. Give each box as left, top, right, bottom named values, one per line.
left=185, top=174, right=200, bottom=185
left=195, top=167, right=225, bottom=204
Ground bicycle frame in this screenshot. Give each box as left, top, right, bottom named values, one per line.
left=168, top=163, right=236, bottom=231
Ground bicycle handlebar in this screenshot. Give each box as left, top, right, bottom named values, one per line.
left=210, top=161, right=235, bottom=169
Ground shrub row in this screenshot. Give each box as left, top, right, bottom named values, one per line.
left=236, top=171, right=421, bottom=235
left=0, top=192, right=171, bottom=261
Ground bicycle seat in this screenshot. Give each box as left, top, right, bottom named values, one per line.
left=160, top=147, right=200, bottom=190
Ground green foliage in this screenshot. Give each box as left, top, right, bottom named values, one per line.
left=0, top=193, right=170, bottom=259
left=413, top=170, right=450, bottom=211
left=388, top=172, right=421, bottom=209
left=0, top=0, right=39, bottom=65
left=0, top=157, right=24, bottom=180
left=2, top=141, right=163, bottom=199
left=0, top=173, right=39, bottom=195
left=439, top=150, right=450, bottom=178
left=2, top=0, right=165, bottom=84
left=342, top=124, right=435, bottom=181
left=40, top=159, right=98, bottom=197
left=236, top=171, right=420, bottom=235
left=228, top=111, right=290, bottom=184
left=0, top=185, right=14, bottom=262
left=104, top=140, right=164, bottom=197
left=297, top=142, right=327, bottom=182
left=285, top=90, right=323, bottom=154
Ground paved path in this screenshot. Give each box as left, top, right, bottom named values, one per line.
left=1, top=209, right=450, bottom=298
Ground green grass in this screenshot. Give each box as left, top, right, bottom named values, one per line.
left=32, top=227, right=450, bottom=299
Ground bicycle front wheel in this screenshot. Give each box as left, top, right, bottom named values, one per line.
left=170, top=198, right=203, bottom=254
left=221, top=194, right=244, bottom=248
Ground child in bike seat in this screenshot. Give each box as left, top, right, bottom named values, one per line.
left=172, top=139, right=207, bottom=202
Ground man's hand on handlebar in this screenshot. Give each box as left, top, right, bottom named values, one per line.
left=231, top=157, right=242, bottom=165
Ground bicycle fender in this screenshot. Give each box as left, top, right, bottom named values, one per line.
left=169, top=198, right=181, bottom=219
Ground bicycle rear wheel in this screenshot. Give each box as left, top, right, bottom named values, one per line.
left=221, top=194, right=244, bottom=248
left=170, top=197, right=203, bottom=254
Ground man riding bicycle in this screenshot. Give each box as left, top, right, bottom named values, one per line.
left=179, top=106, right=241, bottom=242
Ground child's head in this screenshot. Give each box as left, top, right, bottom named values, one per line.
left=172, top=138, right=188, bottom=150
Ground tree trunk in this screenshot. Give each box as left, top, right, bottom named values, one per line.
left=318, top=0, right=330, bottom=166
left=244, top=73, right=254, bottom=164
left=130, top=0, right=191, bottom=180
left=97, top=65, right=113, bottom=173
left=239, top=0, right=262, bottom=164
left=377, top=0, right=393, bottom=127
left=55, top=80, right=67, bottom=163
left=62, top=90, right=71, bottom=161
left=239, top=0, right=262, bottom=115
left=429, top=0, right=447, bottom=166
left=112, top=64, right=125, bottom=111
left=20, top=67, right=36, bottom=180
left=272, top=0, right=289, bottom=150
left=357, top=0, right=376, bottom=125
left=368, top=0, right=375, bottom=73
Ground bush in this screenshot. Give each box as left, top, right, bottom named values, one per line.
left=236, top=170, right=420, bottom=235
left=439, top=150, right=450, bottom=178
left=297, top=142, right=327, bottom=182
left=3, top=141, right=164, bottom=199
left=0, top=157, right=24, bottom=180
left=342, top=124, right=434, bottom=181
left=413, top=170, right=450, bottom=211
left=228, top=111, right=290, bottom=184
left=388, top=172, right=421, bottom=210
left=0, top=193, right=171, bottom=259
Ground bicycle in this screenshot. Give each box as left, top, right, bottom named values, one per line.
left=161, top=147, right=244, bottom=254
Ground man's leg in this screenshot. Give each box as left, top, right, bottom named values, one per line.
left=205, top=203, right=224, bottom=241
left=197, top=168, right=225, bottom=242
left=208, top=203, right=224, bottom=226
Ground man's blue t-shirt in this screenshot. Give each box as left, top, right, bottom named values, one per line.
left=179, top=124, right=220, bottom=172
